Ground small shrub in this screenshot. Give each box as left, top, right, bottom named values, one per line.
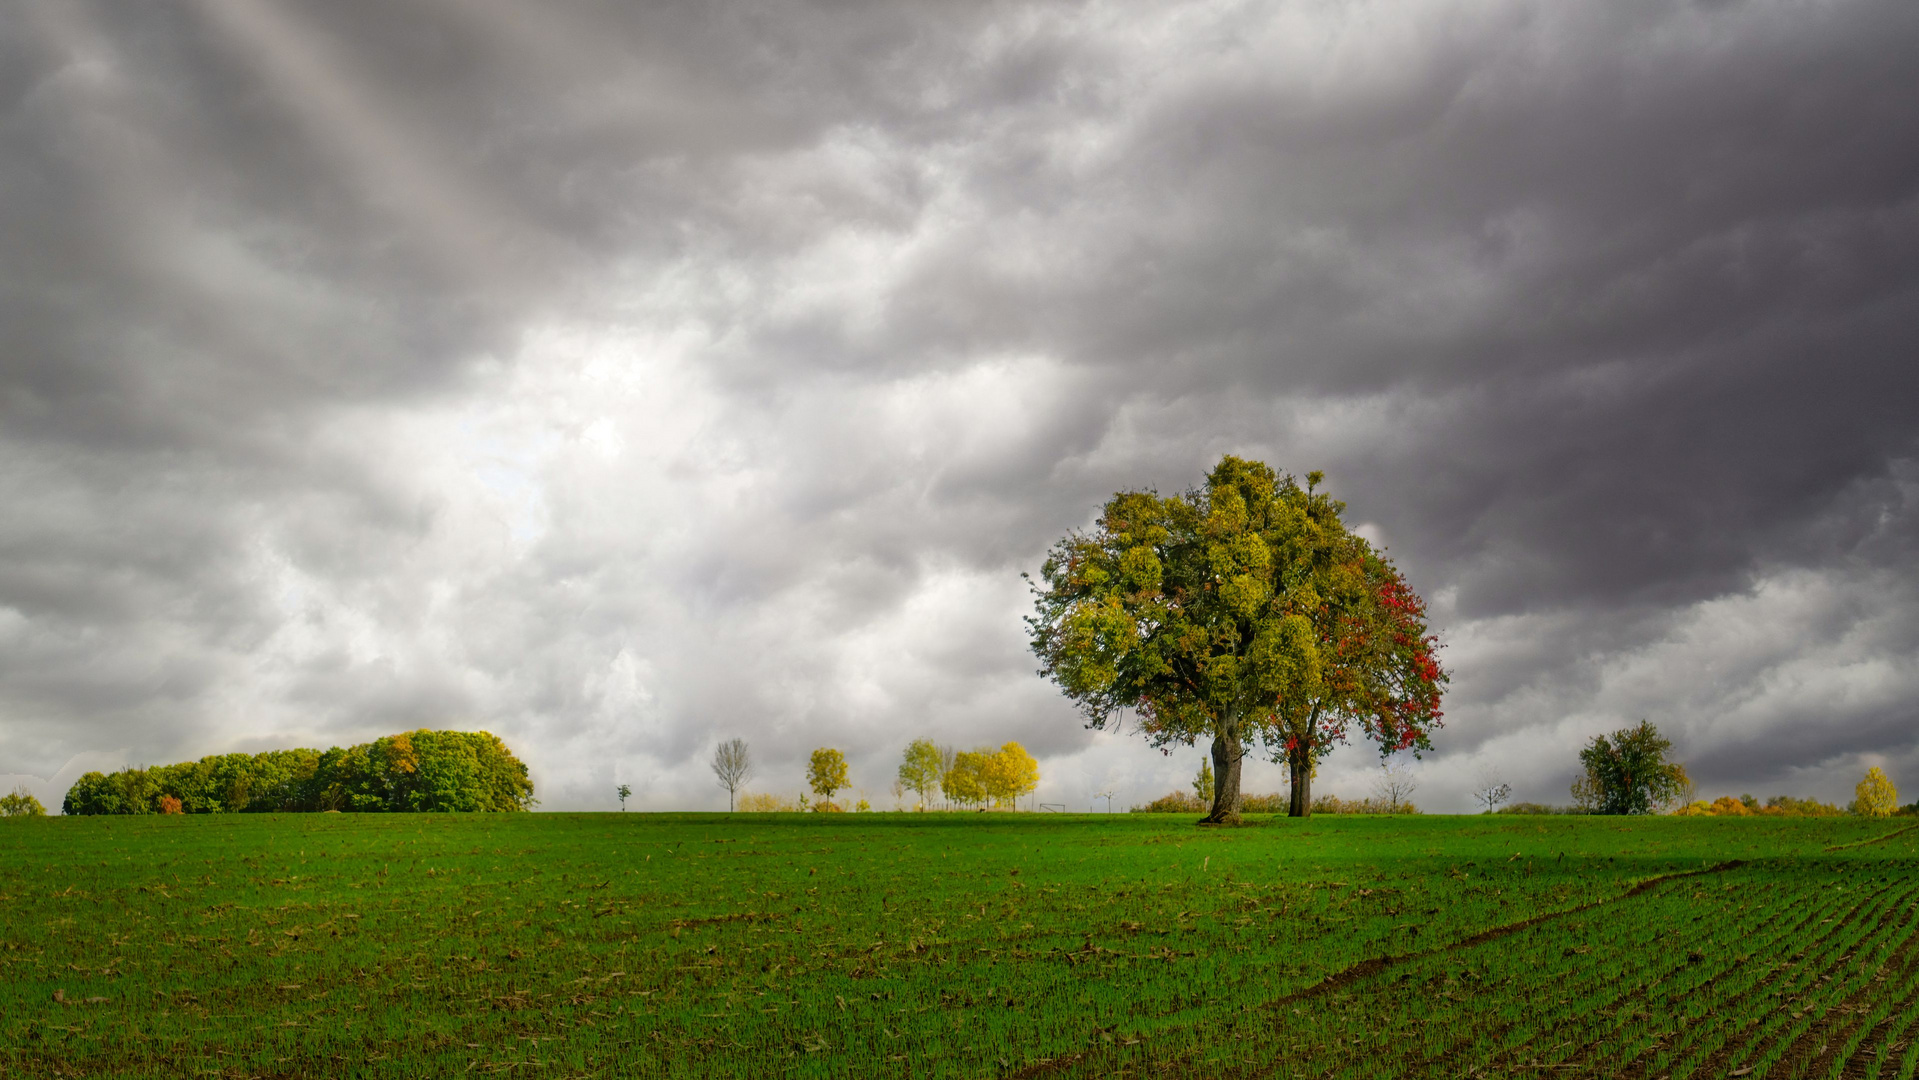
left=1131, top=791, right=1293, bottom=814
left=1495, top=802, right=1580, bottom=815
left=157, top=794, right=184, bottom=815
left=1131, top=791, right=1207, bottom=813
left=1310, top=795, right=1420, bottom=815
left=736, top=793, right=800, bottom=813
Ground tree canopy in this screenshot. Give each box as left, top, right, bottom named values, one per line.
left=1571, top=721, right=1691, bottom=815
left=1854, top=767, right=1898, bottom=817
left=61, top=730, right=534, bottom=815
left=1, top=787, right=46, bottom=817
left=1028, top=455, right=1446, bottom=821
left=897, top=739, right=943, bottom=810
left=806, top=748, right=849, bottom=804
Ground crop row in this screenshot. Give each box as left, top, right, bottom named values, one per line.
left=1054, top=859, right=1919, bottom=1079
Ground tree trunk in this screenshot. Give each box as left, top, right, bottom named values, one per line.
left=1288, top=744, right=1313, bottom=817
left=1203, top=717, right=1243, bottom=824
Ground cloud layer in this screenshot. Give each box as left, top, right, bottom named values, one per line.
left=4, top=0, right=1916, bottom=812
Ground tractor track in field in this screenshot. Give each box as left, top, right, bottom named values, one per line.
left=1008, top=860, right=1746, bottom=1080
left=1824, top=822, right=1919, bottom=853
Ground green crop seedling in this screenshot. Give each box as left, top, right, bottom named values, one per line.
left=2, top=814, right=1915, bottom=1077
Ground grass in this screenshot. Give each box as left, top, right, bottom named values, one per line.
left=1, top=812, right=1914, bottom=1078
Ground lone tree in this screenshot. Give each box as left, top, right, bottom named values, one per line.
left=1193, top=758, right=1215, bottom=806
left=1854, top=767, right=1898, bottom=817
left=1372, top=760, right=1419, bottom=812
left=616, top=783, right=632, bottom=811
left=1572, top=721, right=1691, bottom=815
left=710, top=739, right=751, bottom=811
left=897, top=739, right=942, bottom=811
left=807, top=748, right=849, bottom=807
left=1471, top=769, right=1512, bottom=813
left=1028, top=455, right=1446, bottom=822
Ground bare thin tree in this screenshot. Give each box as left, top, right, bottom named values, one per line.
left=711, top=739, right=751, bottom=811
left=1472, top=768, right=1513, bottom=814
left=1372, top=761, right=1419, bottom=812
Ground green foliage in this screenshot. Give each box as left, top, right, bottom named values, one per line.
left=1765, top=795, right=1842, bottom=816
left=1192, top=758, right=1214, bottom=804
left=60, top=731, right=533, bottom=815
left=1131, top=790, right=1208, bottom=813
left=896, top=739, right=943, bottom=810
left=1495, top=802, right=1583, bottom=815
left=1131, top=789, right=1292, bottom=814
left=1028, top=455, right=1446, bottom=820
left=806, top=748, right=849, bottom=802
left=1573, top=720, right=1691, bottom=815
left=0, top=788, right=46, bottom=817
left=2, top=814, right=1911, bottom=1077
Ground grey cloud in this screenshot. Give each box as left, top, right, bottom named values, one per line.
left=2, top=0, right=1916, bottom=812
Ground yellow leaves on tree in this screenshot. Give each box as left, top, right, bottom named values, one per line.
left=1854, top=767, right=1898, bottom=818
left=0, top=787, right=47, bottom=817
left=806, top=749, right=849, bottom=804
left=942, top=742, right=1040, bottom=810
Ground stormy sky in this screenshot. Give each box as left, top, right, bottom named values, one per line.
left=3, top=0, right=1916, bottom=813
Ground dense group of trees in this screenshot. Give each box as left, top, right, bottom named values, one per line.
left=61, top=730, right=534, bottom=815
left=895, top=738, right=1038, bottom=810
left=1028, top=456, right=1447, bottom=822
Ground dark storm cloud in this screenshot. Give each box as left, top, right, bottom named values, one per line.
left=2, top=0, right=1915, bottom=811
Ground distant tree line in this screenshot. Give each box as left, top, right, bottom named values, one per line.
left=704, top=738, right=1043, bottom=812
left=61, top=730, right=534, bottom=815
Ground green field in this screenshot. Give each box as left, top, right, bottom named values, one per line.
left=3, top=813, right=1916, bottom=1078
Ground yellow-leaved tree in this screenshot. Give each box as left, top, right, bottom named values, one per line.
left=982, top=742, right=1040, bottom=809
left=942, top=743, right=1041, bottom=810
left=1854, top=767, right=1898, bottom=818
left=806, top=748, right=849, bottom=809
left=943, top=750, right=989, bottom=808
left=1, top=787, right=47, bottom=817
